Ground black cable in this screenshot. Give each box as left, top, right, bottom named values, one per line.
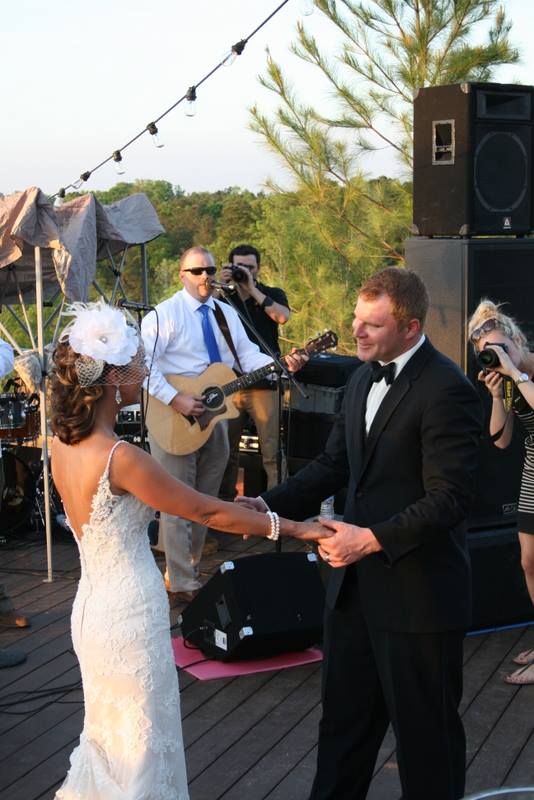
left=0, top=680, right=83, bottom=714
left=176, top=657, right=211, bottom=672
left=172, top=626, right=218, bottom=672
left=53, top=0, right=291, bottom=197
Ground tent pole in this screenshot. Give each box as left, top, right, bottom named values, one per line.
left=34, top=246, right=53, bottom=583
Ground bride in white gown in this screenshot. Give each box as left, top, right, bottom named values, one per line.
left=49, top=302, right=325, bottom=800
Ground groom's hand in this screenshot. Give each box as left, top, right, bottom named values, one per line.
left=317, top=520, right=382, bottom=567
left=234, top=495, right=269, bottom=513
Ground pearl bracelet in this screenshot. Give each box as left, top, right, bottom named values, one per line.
left=266, top=510, right=280, bottom=541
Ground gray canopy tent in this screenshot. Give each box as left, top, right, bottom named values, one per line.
left=0, top=186, right=165, bottom=579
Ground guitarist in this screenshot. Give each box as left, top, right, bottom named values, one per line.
left=218, top=244, right=290, bottom=501
left=141, top=246, right=303, bottom=604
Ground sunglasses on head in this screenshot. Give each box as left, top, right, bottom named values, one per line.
left=470, top=318, right=498, bottom=342
left=183, top=266, right=217, bottom=276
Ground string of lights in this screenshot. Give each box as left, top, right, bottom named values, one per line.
left=53, top=0, right=298, bottom=200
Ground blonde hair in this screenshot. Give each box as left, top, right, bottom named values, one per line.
left=468, top=299, right=528, bottom=350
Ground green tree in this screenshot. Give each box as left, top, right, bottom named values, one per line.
left=251, top=0, right=519, bottom=298
left=211, top=191, right=262, bottom=265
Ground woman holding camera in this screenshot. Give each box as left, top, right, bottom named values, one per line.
left=469, top=299, right=534, bottom=684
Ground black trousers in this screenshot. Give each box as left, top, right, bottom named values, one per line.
left=309, top=579, right=466, bottom=800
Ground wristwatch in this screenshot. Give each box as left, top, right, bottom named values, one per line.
left=514, top=372, right=530, bottom=385
left=260, top=296, right=274, bottom=310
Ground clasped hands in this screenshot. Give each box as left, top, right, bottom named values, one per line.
left=235, top=496, right=382, bottom=567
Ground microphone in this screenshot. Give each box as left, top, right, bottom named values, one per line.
left=118, top=299, right=155, bottom=312
left=209, top=279, right=237, bottom=294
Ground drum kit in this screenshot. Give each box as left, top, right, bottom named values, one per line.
left=0, top=384, right=67, bottom=540
left=0, top=387, right=43, bottom=538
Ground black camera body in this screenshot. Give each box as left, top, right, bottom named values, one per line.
left=477, top=342, right=508, bottom=370
left=230, top=265, right=249, bottom=283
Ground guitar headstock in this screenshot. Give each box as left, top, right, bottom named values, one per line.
left=303, top=330, right=338, bottom=356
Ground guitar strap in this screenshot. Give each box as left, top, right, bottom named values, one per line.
left=213, top=302, right=244, bottom=374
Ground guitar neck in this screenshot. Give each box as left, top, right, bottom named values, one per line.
left=222, top=361, right=281, bottom=396
left=219, top=333, right=336, bottom=397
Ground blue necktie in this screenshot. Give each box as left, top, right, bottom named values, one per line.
left=198, top=304, right=222, bottom=363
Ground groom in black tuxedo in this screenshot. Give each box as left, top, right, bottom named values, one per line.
left=251, top=268, right=483, bottom=800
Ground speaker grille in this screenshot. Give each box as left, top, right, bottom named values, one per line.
left=475, top=131, right=528, bottom=212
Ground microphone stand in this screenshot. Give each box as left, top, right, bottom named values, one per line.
left=121, top=304, right=151, bottom=453
left=214, top=283, right=307, bottom=553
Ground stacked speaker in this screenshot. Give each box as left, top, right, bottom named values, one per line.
left=409, top=82, right=534, bottom=627
left=413, top=82, right=534, bottom=237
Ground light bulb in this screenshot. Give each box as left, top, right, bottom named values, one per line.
left=112, top=150, right=125, bottom=175
left=54, top=195, right=64, bottom=208
left=222, top=39, right=246, bottom=67
left=185, top=86, right=197, bottom=117
left=72, top=179, right=83, bottom=190
left=222, top=49, right=238, bottom=67
left=301, top=0, right=314, bottom=15
left=147, top=122, right=164, bottom=148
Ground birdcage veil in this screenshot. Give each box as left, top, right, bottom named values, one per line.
left=59, top=300, right=147, bottom=388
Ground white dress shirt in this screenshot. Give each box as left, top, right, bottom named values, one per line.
left=0, top=338, right=14, bottom=379
left=365, top=335, right=426, bottom=433
left=141, top=288, right=273, bottom=405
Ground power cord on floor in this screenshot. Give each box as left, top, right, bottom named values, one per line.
left=0, top=680, right=83, bottom=715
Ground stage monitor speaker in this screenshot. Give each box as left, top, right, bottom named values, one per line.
left=179, top=552, right=325, bottom=661
left=468, top=527, right=533, bottom=630
left=406, top=237, right=534, bottom=529
left=284, top=409, right=336, bottom=462
left=413, top=82, right=534, bottom=236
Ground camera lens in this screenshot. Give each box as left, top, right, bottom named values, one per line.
left=477, top=348, right=501, bottom=369
left=231, top=266, right=247, bottom=283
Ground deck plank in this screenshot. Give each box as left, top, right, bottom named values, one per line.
left=2, top=533, right=534, bottom=800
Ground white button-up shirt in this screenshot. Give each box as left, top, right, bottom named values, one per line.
left=0, top=339, right=14, bottom=379
left=141, top=288, right=273, bottom=405
left=365, top=335, right=426, bottom=433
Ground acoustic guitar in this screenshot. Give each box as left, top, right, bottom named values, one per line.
left=145, top=330, right=338, bottom=456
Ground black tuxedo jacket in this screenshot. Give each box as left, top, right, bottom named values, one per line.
left=264, top=339, right=483, bottom=633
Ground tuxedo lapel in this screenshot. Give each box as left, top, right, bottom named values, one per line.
left=347, top=368, right=373, bottom=477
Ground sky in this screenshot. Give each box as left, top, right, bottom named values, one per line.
left=2, top=0, right=534, bottom=198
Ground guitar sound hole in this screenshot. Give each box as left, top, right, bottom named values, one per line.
left=202, top=385, right=225, bottom=410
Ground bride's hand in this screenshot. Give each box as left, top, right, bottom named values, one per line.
left=294, top=520, right=334, bottom=541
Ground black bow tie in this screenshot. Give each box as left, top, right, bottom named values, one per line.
left=370, top=361, right=396, bottom=385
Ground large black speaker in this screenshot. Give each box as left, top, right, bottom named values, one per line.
left=468, top=527, right=532, bottom=630
left=406, top=237, right=534, bottom=529
left=179, top=552, right=325, bottom=661
left=413, top=82, right=534, bottom=236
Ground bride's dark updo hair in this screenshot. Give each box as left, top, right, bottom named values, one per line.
left=49, top=341, right=106, bottom=445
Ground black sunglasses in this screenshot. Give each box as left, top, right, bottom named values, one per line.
left=183, top=266, right=217, bottom=276
left=470, top=318, right=498, bottom=342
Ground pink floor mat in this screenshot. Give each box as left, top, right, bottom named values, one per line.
left=172, top=636, right=322, bottom=680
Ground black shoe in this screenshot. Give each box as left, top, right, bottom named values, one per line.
left=0, top=648, right=27, bottom=668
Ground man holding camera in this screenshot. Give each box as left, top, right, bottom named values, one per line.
left=218, top=244, right=290, bottom=500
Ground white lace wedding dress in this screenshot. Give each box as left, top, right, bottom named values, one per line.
left=56, top=441, right=189, bottom=800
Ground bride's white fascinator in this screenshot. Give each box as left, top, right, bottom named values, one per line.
left=60, top=300, right=145, bottom=389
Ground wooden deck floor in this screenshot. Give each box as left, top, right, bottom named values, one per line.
left=1, top=528, right=534, bottom=799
